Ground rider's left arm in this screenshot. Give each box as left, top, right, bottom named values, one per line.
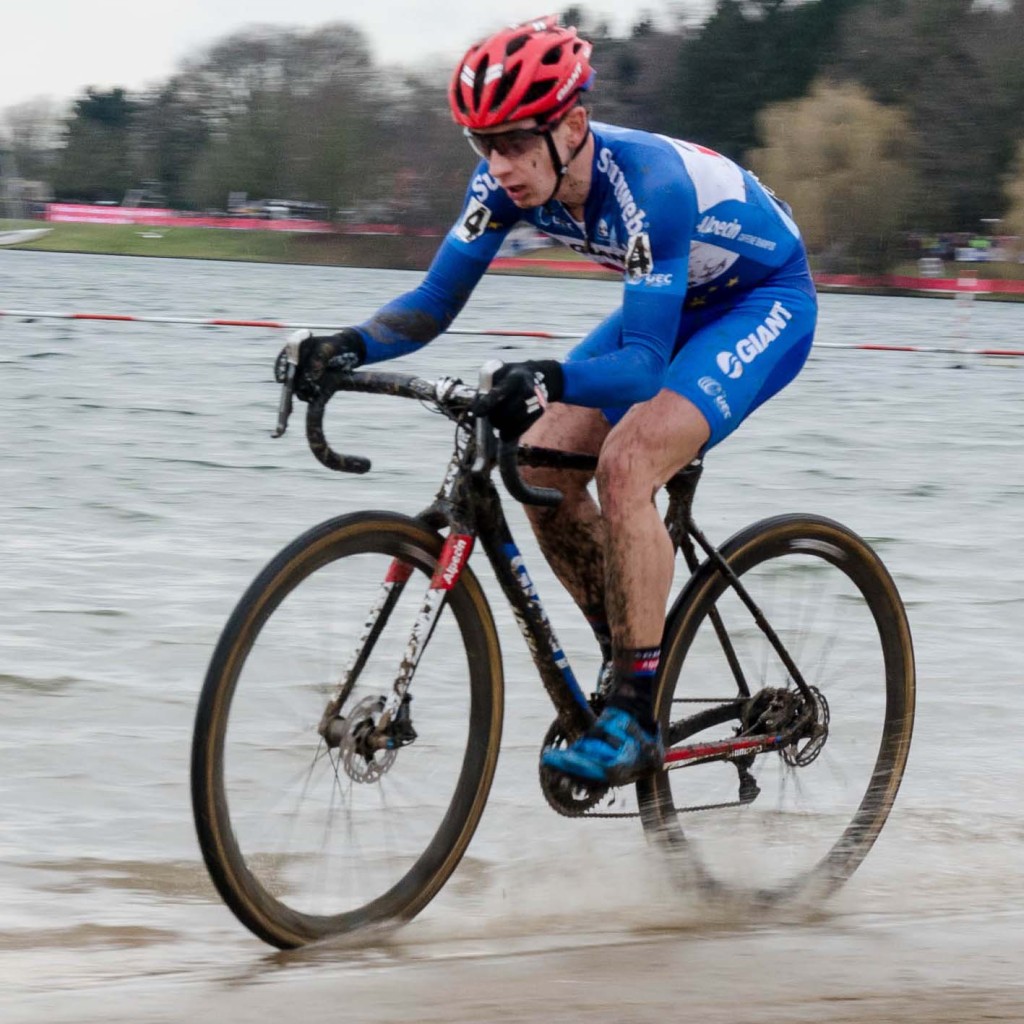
left=560, top=173, right=693, bottom=408
left=354, top=164, right=519, bottom=364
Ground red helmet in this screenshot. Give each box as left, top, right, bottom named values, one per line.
left=449, top=15, right=594, bottom=130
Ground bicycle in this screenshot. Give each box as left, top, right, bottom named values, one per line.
left=191, top=357, right=916, bottom=949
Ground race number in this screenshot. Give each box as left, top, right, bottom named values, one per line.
left=455, top=198, right=492, bottom=243
left=624, top=232, right=653, bottom=282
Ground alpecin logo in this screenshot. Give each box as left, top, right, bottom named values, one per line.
left=696, top=214, right=742, bottom=240
left=716, top=300, right=793, bottom=379
left=432, top=534, right=473, bottom=590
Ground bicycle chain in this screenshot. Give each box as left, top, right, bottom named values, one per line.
left=580, top=797, right=749, bottom=819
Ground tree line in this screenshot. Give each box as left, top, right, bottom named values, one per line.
left=4, top=0, right=1024, bottom=270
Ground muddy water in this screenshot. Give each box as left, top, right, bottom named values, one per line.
left=1, top=250, right=1023, bottom=1021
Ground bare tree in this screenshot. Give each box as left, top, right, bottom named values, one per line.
left=1002, top=139, right=1024, bottom=254
left=2, top=98, right=62, bottom=184
left=746, top=78, right=919, bottom=271
left=178, top=23, right=383, bottom=213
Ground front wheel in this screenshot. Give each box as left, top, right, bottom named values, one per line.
left=640, top=514, right=915, bottom=902
left=191, top=511, right=504, bottom=948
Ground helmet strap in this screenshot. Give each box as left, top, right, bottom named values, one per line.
left=542, top=126, right=592, bottom=206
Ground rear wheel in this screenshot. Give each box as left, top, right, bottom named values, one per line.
left=639, top=514, right=915, bottom=901
left=191, top=511, right=503, bottom=948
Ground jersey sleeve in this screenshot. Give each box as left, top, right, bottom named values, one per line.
left=355, top=164, right=519, bottom=364
left=561, top=163, right=694, bottom=408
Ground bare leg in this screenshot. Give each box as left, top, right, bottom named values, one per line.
left=596, top=390, right=711, bottom=649
left=520, top=403, right=610, bottom=617
left=539, top=391, right=710, bottom=780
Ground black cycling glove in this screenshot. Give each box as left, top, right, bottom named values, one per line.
left=475, top=359, right=565, bottom=440
left=277, top=327, right=366, bottom=401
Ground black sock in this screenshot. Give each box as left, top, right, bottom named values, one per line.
left=607, top=647, right=660, bottom=734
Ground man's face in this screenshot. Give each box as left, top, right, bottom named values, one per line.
left=465, top=118, right=559, bottom=208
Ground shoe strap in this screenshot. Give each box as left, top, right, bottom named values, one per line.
left=583, top=722, right=625, bottom=749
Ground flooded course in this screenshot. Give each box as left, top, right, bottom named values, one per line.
left=1, top=250, right=1023, bottom=1022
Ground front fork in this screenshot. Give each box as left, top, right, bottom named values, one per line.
left=318, top=529, right=476, bottom=751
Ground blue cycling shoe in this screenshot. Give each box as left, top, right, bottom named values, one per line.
left=541, top=707, right=664, bottom=787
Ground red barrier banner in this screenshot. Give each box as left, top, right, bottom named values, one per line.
left=817, top=272, right=1024, bottom=295
left=44, top=204, right=334, bottom=232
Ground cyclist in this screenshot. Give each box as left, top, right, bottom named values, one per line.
left=286, top=14, right=818, bottom=788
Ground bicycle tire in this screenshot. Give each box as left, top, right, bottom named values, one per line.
left=191, top=511, right=504, bottom=948
left=639, top=513, right=915, bottom=902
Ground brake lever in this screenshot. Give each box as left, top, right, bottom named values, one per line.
left=472, top=358, right=503, bottom=472
left=271, top=339, right=300, bottom=438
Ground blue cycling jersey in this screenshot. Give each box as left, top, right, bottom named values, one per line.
left=355, top=121, right=808, bottom=409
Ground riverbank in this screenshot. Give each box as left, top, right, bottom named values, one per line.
left=4, top=219, right=1024, bottom=299
left=0, top=219, right=440, bottom=269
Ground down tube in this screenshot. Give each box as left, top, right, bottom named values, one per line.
left=478, top=516, right=594, bottom=736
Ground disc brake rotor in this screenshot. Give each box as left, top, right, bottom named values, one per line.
left=329, top=694, right=398, bottom=784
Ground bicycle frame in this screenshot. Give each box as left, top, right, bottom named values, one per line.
left=277, top=364, right=817, bottom=767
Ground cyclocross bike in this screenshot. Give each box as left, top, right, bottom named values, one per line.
left=191, top=356, right=916, bottom=949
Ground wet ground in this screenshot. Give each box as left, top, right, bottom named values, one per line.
left=1, top=251, right=1023, bottom=1021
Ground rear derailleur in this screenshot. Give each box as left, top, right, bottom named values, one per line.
left=740, top=685, right=830, bottom=767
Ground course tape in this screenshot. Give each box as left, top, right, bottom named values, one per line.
left=0, top=309, right=1021, bottom=357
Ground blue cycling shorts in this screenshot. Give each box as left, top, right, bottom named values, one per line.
left=566, top=260, right=816, bottom=450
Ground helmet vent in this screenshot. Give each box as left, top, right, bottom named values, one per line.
left=506, top=34, right=528, bottom=56
left=522, top=80, right=555, bottom=107
left=473, top=55, right=489, bottom=107
left=541, top=44, right=562, bottom=66
left=490, top=64, right=519, bottom=112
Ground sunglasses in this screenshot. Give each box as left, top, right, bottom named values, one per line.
left=463, top=124, right=553, bottom=160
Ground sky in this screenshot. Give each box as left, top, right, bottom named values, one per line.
left=1, top=0, right=714, bottom=114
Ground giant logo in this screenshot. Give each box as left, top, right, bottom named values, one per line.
left=716, top=352, right=744, bottom=379
left=716, top=301, right=793, bottom=379
left=556, top=61, right=585, bottom=103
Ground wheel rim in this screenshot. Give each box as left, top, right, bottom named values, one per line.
left=648, top=522, right=913, bottom=899
left=200, top=524, right=499, bottom=941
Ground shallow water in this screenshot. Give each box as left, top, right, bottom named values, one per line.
left=1, top=250, right=1023, bottom=1021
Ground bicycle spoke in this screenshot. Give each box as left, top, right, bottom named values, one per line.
left=193, top=516, right=501, bottom=947
left=646, top=516, right=914, bottom=900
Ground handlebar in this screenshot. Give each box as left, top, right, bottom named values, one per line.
left=272, top=356, right=563, bottom=507
left=497, top=439, right=563, bottom=508
left=306, top=391, right=372, bottom=474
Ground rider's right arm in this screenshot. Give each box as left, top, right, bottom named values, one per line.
left=353, top=165, right=517, bottom=364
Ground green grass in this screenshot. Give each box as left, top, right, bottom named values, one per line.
left=891, top=259, right=1024, bottom=280
left=5, top=220, right=1024, bottom=290
left=0, top=219, right=610, bottom=278
left=0, top=219, right=438, bottom=269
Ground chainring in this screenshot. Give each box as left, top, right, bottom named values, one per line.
left=538, top=719, right=609, bottom=816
